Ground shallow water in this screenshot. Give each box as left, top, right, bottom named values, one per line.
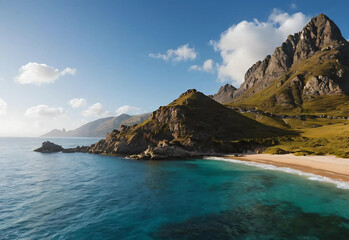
left=1, top=137, right=349, bottom=239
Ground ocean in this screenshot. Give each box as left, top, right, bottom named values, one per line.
left=1, top=137, right=349, bottom=239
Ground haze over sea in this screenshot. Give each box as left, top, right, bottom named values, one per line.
left=2, top=138, right=349, bottom=239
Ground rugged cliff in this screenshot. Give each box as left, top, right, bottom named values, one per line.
left=221, top=14, right=349, bottom=115
left=83, top=89, right=291, bottom=159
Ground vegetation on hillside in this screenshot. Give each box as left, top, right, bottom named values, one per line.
left=245, top=112, right=349, bottom=158
left=227, top=45, right=349, bottom=116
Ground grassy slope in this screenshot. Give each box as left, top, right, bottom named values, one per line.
left=263, top=119, right=349, bottom=158
left=242, top=111, right=349, bottom=158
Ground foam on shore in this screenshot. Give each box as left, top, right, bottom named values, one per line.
left=204, top=156, right=349, bottom=190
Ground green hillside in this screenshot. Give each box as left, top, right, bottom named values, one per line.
left=228, top=45, right=349, bottom=116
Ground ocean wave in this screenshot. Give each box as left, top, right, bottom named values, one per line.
left=204, top=156, right=349, bottom=190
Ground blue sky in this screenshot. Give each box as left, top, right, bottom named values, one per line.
left=0, top=0, right=348, bottom=136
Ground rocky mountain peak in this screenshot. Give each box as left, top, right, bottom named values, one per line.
left=304, top=13, right=345, bottom=43
left=293, top=13, right=347, bottom=63
left=179, top=89, right=197, bottom=98
left=233, top=13, right=348, bottom=99
left=210, top=84, right=237, bottom=104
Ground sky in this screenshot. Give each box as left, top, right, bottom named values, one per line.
left=0, top=0, right=348, bottom=136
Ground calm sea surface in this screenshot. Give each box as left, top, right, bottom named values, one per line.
left=1, top=137, right=349, bottom=239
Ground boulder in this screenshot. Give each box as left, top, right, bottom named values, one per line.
left=34, top=141, right=64, bottom=153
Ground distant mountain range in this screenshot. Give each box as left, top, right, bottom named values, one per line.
left=41, top=113, right=151, bottom=138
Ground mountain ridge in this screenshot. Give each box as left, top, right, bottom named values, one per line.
left=41, top=113, right=151, bottom=138
left=211, top=13, right=349, bottom=116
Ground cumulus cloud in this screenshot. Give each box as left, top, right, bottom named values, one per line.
left=82, top=103, right=112, bottom=117
left=0, top=98, right=7, bottom=116
left=24, top=105, right=65, bottom=118
left=60, top=67, right=76, bottom=76
left=211, top=9, right=309, bottom=85
left=82, top=103, right=142, bottom=118
left=189, top=59, right=215, bottom=73
left=15, top=62, right=76, bottom=85
left=69, top=98, right=87, bottom=108
left=115, top=105, right=141, bottom=116
left=149, top=44, right=197, bottom=62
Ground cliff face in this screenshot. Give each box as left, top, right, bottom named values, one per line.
left=234, top=14, right=348, bottom=98
left=226, top=14, right=349, bottom=114
left=86, top=89, right=291, bottom=159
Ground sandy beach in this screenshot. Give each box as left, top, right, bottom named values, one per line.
left=222, top=153, right=349, bottom=182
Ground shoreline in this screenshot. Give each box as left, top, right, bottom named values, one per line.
left=205, top=153, right=349, bottom=189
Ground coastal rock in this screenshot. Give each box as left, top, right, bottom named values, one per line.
left=62, top=146, right=90, bottom=153
left=34, top=141, right=90, bottom=153
left=131, top=145, right=200, bottom=160
left=34, top=141, right=64, bottom=153
left=77, top=89, right=290, bottom=159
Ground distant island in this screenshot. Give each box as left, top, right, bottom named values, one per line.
left=37, top=14, right=349, bottom=163
left=41, top=113, right=151, bottom=138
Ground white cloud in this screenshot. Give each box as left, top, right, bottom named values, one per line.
left=60, top=67, right=76, bottom=76
left=82, top=103, right=141, bottom=118
left=69, top=98, right=87, bottom=108
left=189, top=59, right=215, bottom=73
left=15, top=62, right=76, bottom=85
left=290, top=3, right=297, bottom=9
left=149, top=44, right=197, bottom=62
left=24, top=105, right=65, bottom=118
left=0, top=98, right=7, bottom=116
left=115, top=105, right=141, bottom=116
left=211, top=9, right=309, bottom=85
left=82, top=103, right=112, bottom=117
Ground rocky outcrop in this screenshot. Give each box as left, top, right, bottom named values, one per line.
left=34, top=141, right=64, bottom=153
left=34, top=141, right=90, bottom=153
left=209, top=84, right=237, bottom=104
left=232, top=14, right=349, bottom=100
left=79, top=89, right=290, bottom=159
left=130, top=144, right=203, bottom=160
left=303, top=75, right=343, bottom=96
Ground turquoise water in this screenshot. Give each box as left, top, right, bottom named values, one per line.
left=2, top=138, right=349, bottom=239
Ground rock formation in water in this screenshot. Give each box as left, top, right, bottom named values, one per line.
left=34, top=141, right=64, bottom=153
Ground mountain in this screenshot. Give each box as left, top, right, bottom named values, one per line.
left=209, top=84, right=237, bottom=103
left=86, top=89, right=292, bottom=159
left=218, top=14, right=349, bottom=116
left=119, top=113, right=151, bottom=127
left=42, top=113, right=150, bottom=138
left=41, top=128, right=69, bottom=138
